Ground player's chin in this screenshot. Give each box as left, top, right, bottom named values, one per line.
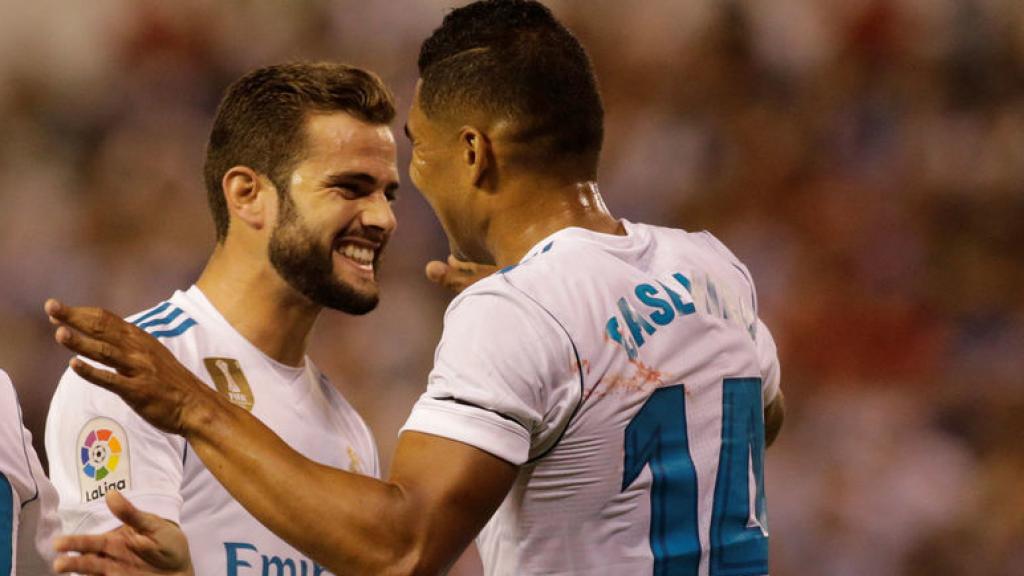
left=328, top=273, right=380, bottom=315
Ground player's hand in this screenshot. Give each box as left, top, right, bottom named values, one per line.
left=425, top=255, right=497, bottom=294
left=44, top=299, right=218, bottom=436
left=53, top=491, right=194, bottom=576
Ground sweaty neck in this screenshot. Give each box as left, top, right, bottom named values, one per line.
left=487, top=180, right=624, bottom=268
left=195, top=243, right=320, bottom=367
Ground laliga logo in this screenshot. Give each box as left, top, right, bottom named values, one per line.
left=81, top=427, right=122, bottom=480
left=77, top=418, right=131, bottom=502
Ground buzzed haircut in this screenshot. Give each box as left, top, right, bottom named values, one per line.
left=204, top=62, right=395, bottom=242
left=418, top=0, right=604, bottom=172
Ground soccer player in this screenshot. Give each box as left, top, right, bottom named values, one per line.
left=45, top=62, right=398, bottom=575
left=47, top=1, right=785, bottom=575
left=1, top=369, right=60, bottom=575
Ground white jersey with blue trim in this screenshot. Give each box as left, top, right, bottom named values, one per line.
left=402, top=220, right=781, bottom=576
left=0, top=370, right=60, bottom=576
left=46, top=286, right=379, bottom=576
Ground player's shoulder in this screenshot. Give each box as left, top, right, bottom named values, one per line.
left=0, top=368, right=13, bottom=403
left=447, top=267, right=537, bottom=322
left=687, top=228, right=748, bottom=268
left=126, top=291, right=201, bottom=345
left=443, top=261, right=574, bottom=356
left=53, top=291, right=205, bottom=403
left=0, top=369, right=22, bottom=436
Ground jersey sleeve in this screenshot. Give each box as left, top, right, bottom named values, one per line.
left=45, top=364, right=186, bottom=534
left=401, top=284, right=577, bottom=466
left=0, top=370, right=60, bottom=575
left=754, top=319, right=781, bottom=405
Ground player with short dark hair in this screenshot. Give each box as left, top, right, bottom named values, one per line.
left=48, top=2, right=784, bottom=575
left=417, top=0, right=603, bottom=169
left=45, top=61, right=399, bottom=575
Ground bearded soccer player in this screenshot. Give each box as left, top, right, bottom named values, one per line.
left=48, top=1, right=785, bottom=575
left=45, top=62, right=398, bottom=575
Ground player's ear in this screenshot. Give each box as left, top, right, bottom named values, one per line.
left=459, top=126, right=492, bottom=189
left=222, top=166, right=269, bottom=231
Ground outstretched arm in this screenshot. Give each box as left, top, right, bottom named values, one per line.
left=45, top=300, right=517, bottom=576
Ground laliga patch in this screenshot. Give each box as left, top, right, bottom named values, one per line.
left=203, top=357, right=255, bottom=411
left=77, top=417, right=130, bottom=503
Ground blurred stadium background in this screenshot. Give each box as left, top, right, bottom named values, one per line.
left=1, top=0, right=1021, bottom=574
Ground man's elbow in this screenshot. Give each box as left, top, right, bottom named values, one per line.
left=374, top=546, right=449, bottom=576
left=349, top=516, right=452, bottom=576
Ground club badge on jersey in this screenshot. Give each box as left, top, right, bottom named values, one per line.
left=76, top=418, right=130, bottom=503
left=204, top=358, right=255, bottom=411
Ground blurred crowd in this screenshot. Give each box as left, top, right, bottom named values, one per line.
left=1, top=0, right=1020, bottom=574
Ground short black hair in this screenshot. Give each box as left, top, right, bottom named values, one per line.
left=204, top=62, right=395, bottom=242
left=418, top=0, right=603, bottom=172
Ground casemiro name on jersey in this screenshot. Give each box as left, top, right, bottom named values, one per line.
left=605, top=269, right=755, bottom=360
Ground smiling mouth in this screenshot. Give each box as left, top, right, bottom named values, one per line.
left=335, top=241, right=377, bottom=273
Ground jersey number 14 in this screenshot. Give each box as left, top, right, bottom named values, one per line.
left=622, top=378, right=769, bottom=576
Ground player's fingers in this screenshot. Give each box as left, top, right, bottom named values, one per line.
left=126, top=532, right=162, bottom=558
left=70, top=358, right=135, bottom=396
left=53, top=553, right=121, bottom=575
left=446, top=254, right=475, bottom=272
left=55, top=327, right=133, bottom=373
left=53, top=533, right=112, bottom=555
left=447, top=255, right=498, bottom=278
left=425, top=260, right=449, bottom=283
left=47, top=301, right=128, bottom=341
left=44, top=298, right=67, bottom=320
left=106, top=490, right=165, bottom=535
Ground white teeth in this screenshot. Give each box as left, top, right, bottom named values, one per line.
left=339, top=244, right=375, bottom=267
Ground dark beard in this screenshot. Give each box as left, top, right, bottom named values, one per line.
left=268, top=195, right=379, bottom=315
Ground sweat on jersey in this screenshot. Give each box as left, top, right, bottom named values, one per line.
left=45, top=286, right=379, bottom=576
left=1, top=370, right=60, bottom=576
left=402, top=220, right=782, bottom=576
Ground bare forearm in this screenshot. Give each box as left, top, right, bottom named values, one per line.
left=764, top=390, right=785, bottom=447
left=184, top=394, right=420, bottom=575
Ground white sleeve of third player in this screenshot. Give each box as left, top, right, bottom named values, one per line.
left=45, top=364, right=186, bottom=534
left=1, top=370, right=61, bottom=575
left=401, top=283, right=578, bottom=466
left=754, top=319, right=781, bottom=405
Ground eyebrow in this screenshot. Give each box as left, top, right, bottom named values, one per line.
left=323, top=172, right=399, bottom=194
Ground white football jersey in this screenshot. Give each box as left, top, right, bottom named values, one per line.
left=46, top=286, right=379, bottom=576
left=1, top=370, right=61, bottom=576
left=403, top=220, right=781, bottom=576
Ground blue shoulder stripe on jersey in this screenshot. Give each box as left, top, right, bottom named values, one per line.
left=149, top=318, right=197, bottom=339
left=131, top=302, right=171, bottom=326
left=137, top=307, right=184, bottom=330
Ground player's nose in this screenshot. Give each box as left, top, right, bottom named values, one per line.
left=360, top=190, right=397, bottom=234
